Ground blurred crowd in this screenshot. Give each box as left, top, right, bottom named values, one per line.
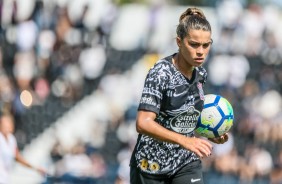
left=0, top=0, right=282, bottom=183
left=0, top=0, right=119, bottom=148
left=0, top=0, right=114, bottom=116
left=204, top=1, right=282, bottom=184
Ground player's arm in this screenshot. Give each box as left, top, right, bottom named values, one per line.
left=15, top=148, right=46, bottom=175
left=136, top=110, right=213, bottom=158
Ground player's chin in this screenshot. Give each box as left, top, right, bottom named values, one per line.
left=193, top=61, right=204, bottom=67
left=193, top=59, right=205, bottom=66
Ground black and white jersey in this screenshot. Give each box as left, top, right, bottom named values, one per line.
left=130, top=53, right=207, bottom=177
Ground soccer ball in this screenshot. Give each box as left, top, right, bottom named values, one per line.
left=195, top=94, right=234, bottom=138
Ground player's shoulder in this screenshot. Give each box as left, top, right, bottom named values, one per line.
left=149, top=55, right=174, bottom=75
left=196, top=66, right=207, bottom=75
left=195, top=66, right=208, bottom=83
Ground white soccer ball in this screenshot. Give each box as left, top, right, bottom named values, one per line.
left=195, top=94, right=234, bottom=138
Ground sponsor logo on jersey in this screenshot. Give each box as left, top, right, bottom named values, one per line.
left=170, top=106, right=200, bottom=134
left=191, top=178, right=201, bottom=183
left=143, top=87, right=162, bottom=98
left=140, top=96, right=157, bottom=107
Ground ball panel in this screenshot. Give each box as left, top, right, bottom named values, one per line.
left=217, top=119, right=233, bottom=136
left=195, top=125, right=215, bottom=138
left=200, top=106, right=222, bottom=128
left=203, top=94, right=217, bottom=104
left=218, top=97, right=234, bottom=116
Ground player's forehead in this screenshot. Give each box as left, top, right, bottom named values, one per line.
left=186, top=29, right=211, bottom=43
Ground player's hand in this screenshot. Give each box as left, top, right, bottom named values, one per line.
left=180, top=136, right=213, bottom=158
left=208, top=133, right=229, bottom=144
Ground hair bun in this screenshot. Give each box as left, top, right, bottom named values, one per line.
left=176, top=7, right=211, bottom=39
left=179, top=7, right=206, bottom=22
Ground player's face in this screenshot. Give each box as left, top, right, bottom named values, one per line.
left=0, top=116, right=14, bottom=135
left=177, top=29, right=212, bottom=67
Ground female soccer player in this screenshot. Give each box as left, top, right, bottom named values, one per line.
left=130, top=7, right=228, bottom=184
left=0, top=113, right=46, bottom=184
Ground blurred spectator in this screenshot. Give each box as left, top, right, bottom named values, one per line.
left=0, top=113, right=46, bottom=184
left=271, top=149, right=282, bottom=184
left=78, top=44, right=106, bottom=80
left=50, top=141, right=96, bottom=184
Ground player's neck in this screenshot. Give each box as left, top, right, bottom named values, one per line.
left=173, top=53, right=194, bottom=79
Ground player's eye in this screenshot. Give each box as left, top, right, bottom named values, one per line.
left=189, top=42, right=200, bottom=48
left=202, top=43, right=211, bottom=49
left=188, top=41, right=212, bottom=49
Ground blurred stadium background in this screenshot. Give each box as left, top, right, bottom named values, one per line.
left=0, top=0, right=282, bottom=183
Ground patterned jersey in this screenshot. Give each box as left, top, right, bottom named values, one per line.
left=130, top=53, right=207, bottom=177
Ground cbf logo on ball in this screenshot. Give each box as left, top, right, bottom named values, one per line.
left=170, top=106, right=200, bottom=134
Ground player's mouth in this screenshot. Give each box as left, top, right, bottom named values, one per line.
left=194, top=58, right=204, bottom=63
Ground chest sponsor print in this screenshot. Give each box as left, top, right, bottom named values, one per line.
left=170, top=106, right=200, bottom=134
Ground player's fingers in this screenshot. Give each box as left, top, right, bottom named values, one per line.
left=198, top=140, right=212, bottom=157
left=223, top=133, right=229, bottom=141
left=219, top=133, right=229, bottom=143
left=190, top=138, right=210, bottom=157
left=209, top=137, right=221, bottom=144
left=193, top=148, right=205, bottom=159
left=218, top=135, right=227, bottom=144
left=189, top=143, right=203, bottom=158
left=200, top=147, right=211, bottom=157
left=215, top=137, right=223, bottom=144
left=201, top=139, right=213, bottom=150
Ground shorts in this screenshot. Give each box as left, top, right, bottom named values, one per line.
left=130, top=160, right=204, bottom=184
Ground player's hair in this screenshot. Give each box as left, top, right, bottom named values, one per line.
left=176, top=7, right=211, bottom=40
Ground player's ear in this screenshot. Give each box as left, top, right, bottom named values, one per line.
left=176, top=37, right=182, bottom=48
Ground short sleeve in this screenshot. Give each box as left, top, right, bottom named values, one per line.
left=138, top=61, right=170, bottom=114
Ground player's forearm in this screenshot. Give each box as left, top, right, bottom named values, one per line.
left=137, top=118, right=186, bottom=146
